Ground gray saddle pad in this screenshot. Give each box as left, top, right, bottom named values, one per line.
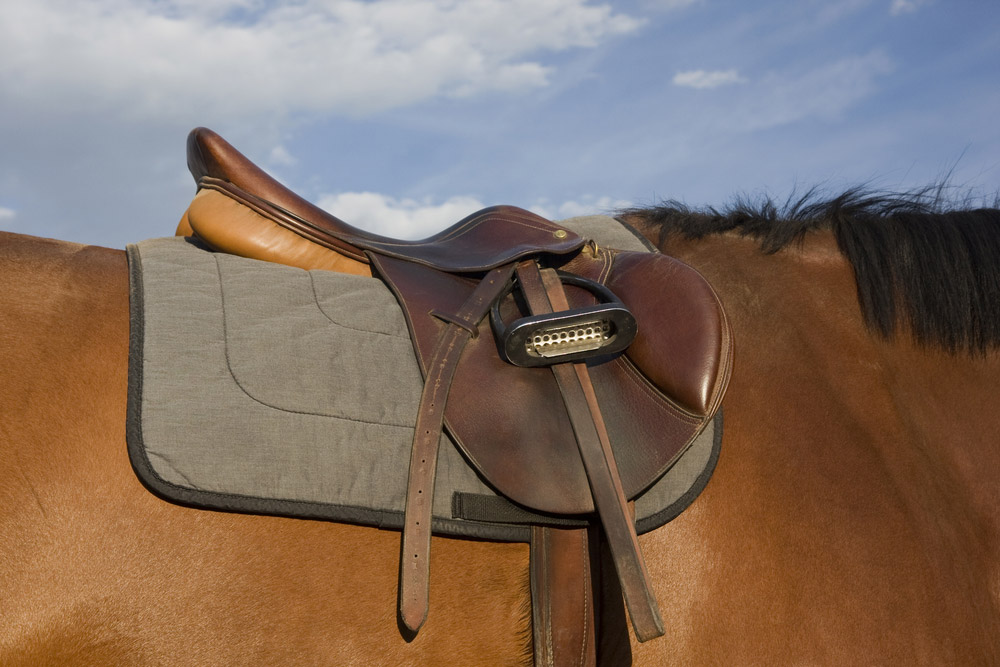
left=125, top=215, right=722, bottom=541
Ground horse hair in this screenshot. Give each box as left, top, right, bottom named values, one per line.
left=623, top=186, right=1000, bottom=355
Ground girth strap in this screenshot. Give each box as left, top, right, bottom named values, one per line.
left=516, top=261, right=665, bottom=643
left=398, top=265, right=516, bottom=633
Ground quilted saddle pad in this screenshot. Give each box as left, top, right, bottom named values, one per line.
left=125, top=215, right=722, bottom=541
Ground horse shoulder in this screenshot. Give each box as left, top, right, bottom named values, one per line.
left=628, top=226, right=1000, bottom=663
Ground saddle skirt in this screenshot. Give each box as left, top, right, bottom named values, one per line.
left=125, top=217, right=722, bottom=542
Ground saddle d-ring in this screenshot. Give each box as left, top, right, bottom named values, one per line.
left=490, top=271, right=638, bottom=368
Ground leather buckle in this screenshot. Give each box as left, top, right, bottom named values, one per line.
left=491, top=271, right=637, bottom=367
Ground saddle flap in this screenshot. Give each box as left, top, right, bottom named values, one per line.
left=373, top=249, right=732, bottom=516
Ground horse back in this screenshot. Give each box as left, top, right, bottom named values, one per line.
left=0, top=231, right=532, bottom=665
left=0, top=232, right=130, bottom=433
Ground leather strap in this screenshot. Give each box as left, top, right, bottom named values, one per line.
left=516, top=261, right=665, bottom=643
left=592, top=525, right=632, bottom=666
left=530, top=526, right=597, bottom=667
left=399, top=265, right=515, bottom=632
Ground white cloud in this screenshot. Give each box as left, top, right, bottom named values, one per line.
left=0, top=0, right=641, bottom=121
left=890, top=0, right=932, bottom=15
left=644, top=0, right=701, bottom=10
left=0, top=206, right=15, bottom=221
left=530, top=196, right=633, bottom=220
left=315, top=192, right=632, bottom=239
left=316, top=192, right=488, bottom=239
left=268, top=145, right=297, bottom=167
left=673, top=69, right=747, bottom=89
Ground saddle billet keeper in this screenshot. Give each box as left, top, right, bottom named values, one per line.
left=490, top=271, right=638, bottom=368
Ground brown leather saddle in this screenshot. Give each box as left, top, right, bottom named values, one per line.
left=177, top=128, right=733, bottom=664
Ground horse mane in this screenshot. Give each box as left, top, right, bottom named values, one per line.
left=623, top=186, right=1000, bottom=354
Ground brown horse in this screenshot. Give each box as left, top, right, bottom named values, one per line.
left=2, top=190, right=998, bottom=664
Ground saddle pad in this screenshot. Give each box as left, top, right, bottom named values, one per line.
left=126, top=216, right=722, bottom=541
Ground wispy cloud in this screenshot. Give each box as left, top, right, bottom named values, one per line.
left=268, top=146, right=297, bottom=167
left=0, top=206, right=15, bottom=221
left=530, top=196, right=633, bottom=220
left=673, top=69, right=747, bottom=89
left=644, top=0, right=702, bottom=11
left=316, top=192, right=631, bottom=237
left=731, top=51, right=895, bottom=131
left=0, top=0, right=641, bottom=121
left=890, top=0, right=932, bottom=15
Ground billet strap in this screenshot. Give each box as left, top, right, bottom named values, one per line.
left=516, top=261, right=666, bottom=643
left=399, top=265, right=516, bottom=633
left=530, top=526, right=597, bottom=667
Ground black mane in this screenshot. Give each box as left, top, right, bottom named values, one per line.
left=624, top=187, right=1000, bottom=354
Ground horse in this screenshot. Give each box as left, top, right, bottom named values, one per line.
left=1, top=187, right=998, bottom=665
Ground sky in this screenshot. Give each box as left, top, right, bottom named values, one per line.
left=0, top=0, right=997, bottom=247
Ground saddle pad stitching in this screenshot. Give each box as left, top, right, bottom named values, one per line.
left=308, top=270, right=410, bottom=339
left=134, top=427, right=426, bottom=532
left=145, top=450, right=198, bottom=487
left=215, top=254, right=420, bottom=429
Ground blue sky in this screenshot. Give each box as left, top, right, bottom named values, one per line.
left=1, top=0, right=997, bottom=247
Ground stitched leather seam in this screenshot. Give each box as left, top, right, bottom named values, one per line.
left=597, top=248, right=613, bottom=284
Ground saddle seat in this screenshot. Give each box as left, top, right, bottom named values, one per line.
left=183, top=128, right=583, bottom=273
left=175, top=128, right=734, bottom=657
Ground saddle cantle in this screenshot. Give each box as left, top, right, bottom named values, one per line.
left=175, top=128, right=733, bottom=661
